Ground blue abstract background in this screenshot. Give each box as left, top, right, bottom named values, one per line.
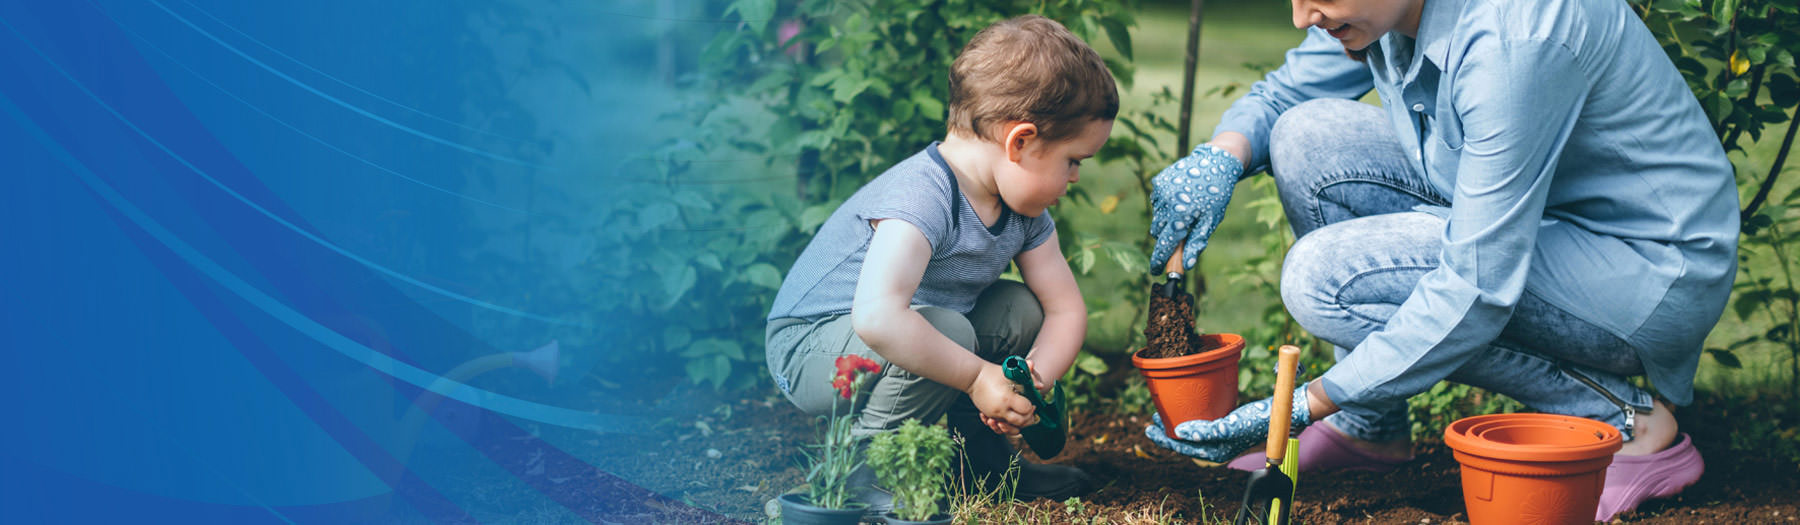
left=0, top=0, right=722, bottom=521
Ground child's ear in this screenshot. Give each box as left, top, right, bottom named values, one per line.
left=1003, top=122, right=1038, bottom=162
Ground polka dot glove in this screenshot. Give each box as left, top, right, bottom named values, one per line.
left=1143, top=384, right=1312, bottom=463
left=1149, top=144, right=1243, bottom=271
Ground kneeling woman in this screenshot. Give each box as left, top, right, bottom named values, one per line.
left=1141, top=0, right=1734, bottom=521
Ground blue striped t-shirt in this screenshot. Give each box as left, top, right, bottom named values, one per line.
left=767, top=143, right=1056, bottom=321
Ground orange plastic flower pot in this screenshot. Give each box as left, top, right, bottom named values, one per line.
left=1444, top=413, right=1623, bottom=524
left=1131, top=333, right=1243, bottom=439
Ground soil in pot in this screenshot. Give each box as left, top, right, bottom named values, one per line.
left=1142, top=285, right=1200, bottom=359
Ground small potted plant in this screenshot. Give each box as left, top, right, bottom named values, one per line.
left=779, top=355, right=881, bottom=524
left=865, top=419, right=956, bottom=524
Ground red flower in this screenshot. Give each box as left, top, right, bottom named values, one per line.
left=832, top=355, right=881, bottom=399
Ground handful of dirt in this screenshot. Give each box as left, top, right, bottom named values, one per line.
left=1142, top=286, right=1201, bottom=359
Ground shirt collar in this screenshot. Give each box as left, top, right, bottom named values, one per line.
left=1416, top=0, right=1465, bottom=68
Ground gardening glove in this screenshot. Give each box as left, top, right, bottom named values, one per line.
left=1142, top=383, right=1312, bottom=463
left=1149, top=144, right=1244, bottom=271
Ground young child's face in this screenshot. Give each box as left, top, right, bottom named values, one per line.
left=996, top=119, right=1113, bottom=218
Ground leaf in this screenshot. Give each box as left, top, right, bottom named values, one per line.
left=686, top=359, right=711, bottom=386
left=660, top=264, right=698, bottom=309
left=1074, top=248, right=1096, bottom=275
left=911, top=91, right=944, bottom=121
left=1103, top=243, right=1147, bottom=275
left=1707, top=349, right=1744, bottom=368
left=1713, top=0, right=1739, bottom=31
left=1725, top=77, right=1750, bottom=97
left=1782, top=183, right=1800, bottom=206
left=710, top=355, right=732, bottom=390
left=800, top=203, right=836, bottom=233
left=830, top=75, right=874, bottom=104
left=1102, top=56, right=1134, bottom=91
left=1099, top=17, right=1132, bottom=60
left=729, top=0, right=775, bottom=33
left=1074, top=352, right=1109, bottom=375
left=1705, top=91, right=1733, bottom=123
left=1768, top=74, right=1800, bottom=108
left=673, top=191, right=714, bottom=212
left=695, top=253, right=724, bottom=272
left=638, top=202, right=680, bottom=231
left=745, top=262, right=784, bottom=289
left=1733, top=289, right=1768, bottom=320
left=687, top=339, right=745, bottom=361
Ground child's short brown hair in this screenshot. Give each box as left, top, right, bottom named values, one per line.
left=947, top=15, right=1120, bottom=144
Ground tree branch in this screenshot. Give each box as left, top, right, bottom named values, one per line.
left=1743, top=108, right=1800, bottom=222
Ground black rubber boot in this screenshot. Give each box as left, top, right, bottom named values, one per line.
left=947, top=402, right=1092, bottom=501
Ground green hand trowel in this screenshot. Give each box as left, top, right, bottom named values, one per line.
left=1001, top=355, right=1068, bottom=459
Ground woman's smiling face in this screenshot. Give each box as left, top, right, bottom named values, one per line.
left=1291, top=0, right=1425, bottom=52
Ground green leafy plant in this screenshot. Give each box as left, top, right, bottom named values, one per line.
left=867, top=418, right=958, bottom=521
left=1634, top=0, right=1800, bottom=395
left=627, top=0, right=1156, bottom=394
left=1407, top=381, right=1526, bottom=442
left=1115, top=375, right=1155, bottom=415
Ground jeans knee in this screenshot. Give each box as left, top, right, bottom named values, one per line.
left=1280, top=231, right=1331, bottom=315
left=1271, top=100, right=1370, bottom=179
left=916, top=306, right=977, bottom=352
left=977, top=280, right=1043, bottom=328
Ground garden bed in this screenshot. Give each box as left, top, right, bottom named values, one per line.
left=592, top=384, right=1797, bottom=524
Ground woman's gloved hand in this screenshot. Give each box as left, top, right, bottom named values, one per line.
left=1150, top=144, right=1244, bottom=271
left=1143, top=384, right=1312, bottom=463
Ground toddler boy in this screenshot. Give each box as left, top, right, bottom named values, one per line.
left=765, top=14, right=1118, bottom=513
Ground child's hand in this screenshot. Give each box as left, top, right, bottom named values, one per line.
left=1026, top=357, right=1055, bottom=396
left=969, top=363, right=1037, bottom=435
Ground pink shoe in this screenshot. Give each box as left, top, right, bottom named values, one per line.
left=1595, top=433, right=1703, bottom=521
left=1226, top=423, right=1411, bottom=472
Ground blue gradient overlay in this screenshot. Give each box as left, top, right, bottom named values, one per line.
left=1, top=0, right=724, bottom=522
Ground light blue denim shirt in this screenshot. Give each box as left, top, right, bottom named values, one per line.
left=1215, top=0, right=1739, bottom=406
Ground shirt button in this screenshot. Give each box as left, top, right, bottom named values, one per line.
left=1411, top=103, right=1425, bottom=112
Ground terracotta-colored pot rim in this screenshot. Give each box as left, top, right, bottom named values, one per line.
left=1444, top=413, right=1622, bottom=463
left=1131, top=333, right=1245, bottom=370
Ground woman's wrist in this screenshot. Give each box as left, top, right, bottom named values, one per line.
left=1307, top=380, right=1340, bottom=419
left=1207, top=133, right=1253, bottom=173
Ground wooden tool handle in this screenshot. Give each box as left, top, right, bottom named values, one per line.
left=1165, top=243, right=1186, bottom=276
left=1265, top=345, right=1302, bottom=462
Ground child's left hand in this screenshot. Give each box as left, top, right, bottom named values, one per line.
left=980, top=358, right=1058, bottom=435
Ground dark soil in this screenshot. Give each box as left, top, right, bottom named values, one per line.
left=608, top=385, right=1800, bottom=524
left=1143, top=285, right=1201, bottom=359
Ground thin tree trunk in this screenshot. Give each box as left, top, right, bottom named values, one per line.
left=1176, top=0, right=1207, bottom=298
left=1742, top=109, right=1799, bottom=222
left=1176, top=0, right=1205, bottom=154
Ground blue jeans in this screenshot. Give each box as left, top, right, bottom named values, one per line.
left=1269, top=99, right=1654, bottom=442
